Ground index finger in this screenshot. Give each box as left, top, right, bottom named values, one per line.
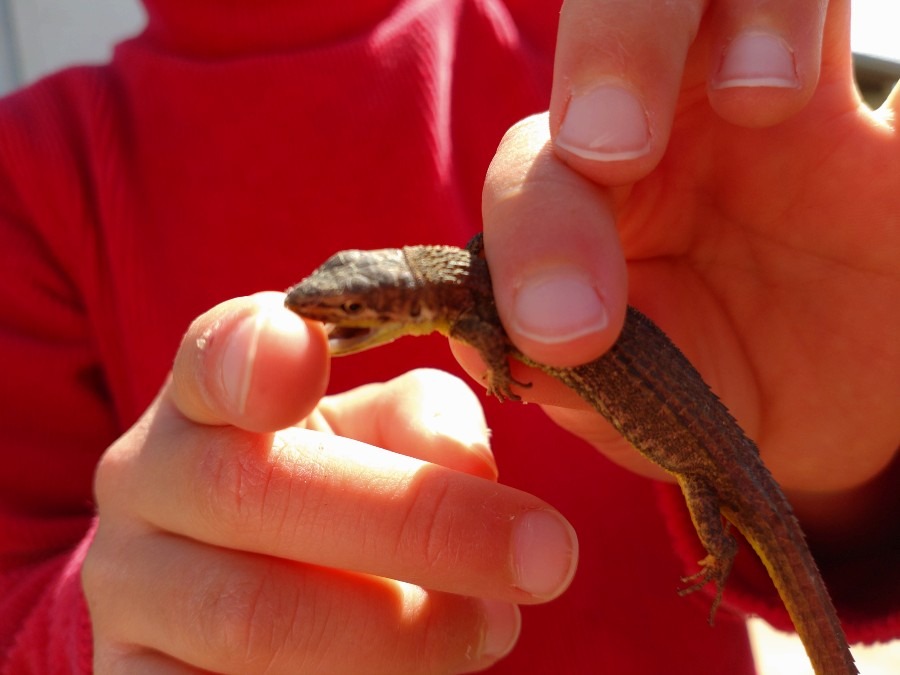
left=551, top=0, right=830, bottom=184
left=102, top=413, right=579, bottom=604
left=551, top=0, right=704, bottom=184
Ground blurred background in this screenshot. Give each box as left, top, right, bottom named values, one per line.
left=0, top=0, right=897, bottom=673
left=0, top=0, right=898, bottom=102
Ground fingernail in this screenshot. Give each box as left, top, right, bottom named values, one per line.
left=220, top=314, right=264, bottom=415
left=557, top=84, right=651, bottom=161
left=480, top=600, right=520, bottom=660
left=714, top=32, right=799, bottom=89
left=512, top=510, right=578, bottom=598
left=512, top=269, right=608, bottom=344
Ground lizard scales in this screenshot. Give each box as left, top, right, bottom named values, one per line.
left=285, top=237, right=857, bottom=675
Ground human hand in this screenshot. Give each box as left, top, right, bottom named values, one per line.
left=82, top=293, right=577, bottom=674
left=468, top=1, right=899, bottom=524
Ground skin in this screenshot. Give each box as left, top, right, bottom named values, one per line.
left=83, top=1, right=898, bottom=672
left=472, top=0, right=899, bottom=545
left=84, top=292, right=577, bottom=673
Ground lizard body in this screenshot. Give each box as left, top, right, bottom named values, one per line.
left=285, top=237, right=856, bottom=675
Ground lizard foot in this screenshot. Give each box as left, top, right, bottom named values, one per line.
left=484, top=369, right=532, bottom=402
left=677, top=553, right=733, bottom=626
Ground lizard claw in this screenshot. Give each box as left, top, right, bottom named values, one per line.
left=677, top=554, right=731, bottom=626
left=483, top=369, right=531, bottom=402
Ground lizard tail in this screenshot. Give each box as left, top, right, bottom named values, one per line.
left=734, top=494, right=858, bottom=675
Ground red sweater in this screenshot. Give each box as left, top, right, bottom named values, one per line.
left=0, top=1, right=895, bottom=672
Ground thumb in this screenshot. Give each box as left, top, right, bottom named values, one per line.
left=170, top=292, right=330, bottom=432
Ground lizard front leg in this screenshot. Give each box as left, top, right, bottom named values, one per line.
left=450, top=316, right=531, bottom=402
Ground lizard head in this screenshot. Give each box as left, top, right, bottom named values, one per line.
left=284, top=248, right=441, bottom=355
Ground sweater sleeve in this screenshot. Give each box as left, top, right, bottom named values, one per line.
left=0, top=78, right=116, bottom=673
left=656, top=479, right=900, bottom=646
left=0, top=520, right=96, bottom=673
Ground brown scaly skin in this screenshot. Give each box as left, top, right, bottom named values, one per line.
left=285, top=235, right=857, bottom=675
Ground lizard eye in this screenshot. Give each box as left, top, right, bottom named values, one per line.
left=342, top=301, right=364, bottom=314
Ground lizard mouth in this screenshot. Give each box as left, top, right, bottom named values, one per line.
left=323, top=321, right=412, bottom=356
left=324, top=324, right=378, bottom=355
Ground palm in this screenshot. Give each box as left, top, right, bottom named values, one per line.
left=618, top=57, right=900, bottom=494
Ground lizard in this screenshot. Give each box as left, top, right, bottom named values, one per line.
left=284, top=235, right=857, bottom=675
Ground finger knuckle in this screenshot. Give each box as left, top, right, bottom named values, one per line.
left=80, top=535, right=107, bottom=605
left=192, top=429, right=285, bottom=539
left=397, top=475, right=460, bottom=572
left=93, top=418, right=151, bottom=512
left=194, top=561, right=300, bottom=670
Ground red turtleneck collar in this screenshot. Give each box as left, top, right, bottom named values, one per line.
left=140, top=0, right=402, bottom=56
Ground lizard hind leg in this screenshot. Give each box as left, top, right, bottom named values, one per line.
left=674, top=476, right=739, bottom=626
